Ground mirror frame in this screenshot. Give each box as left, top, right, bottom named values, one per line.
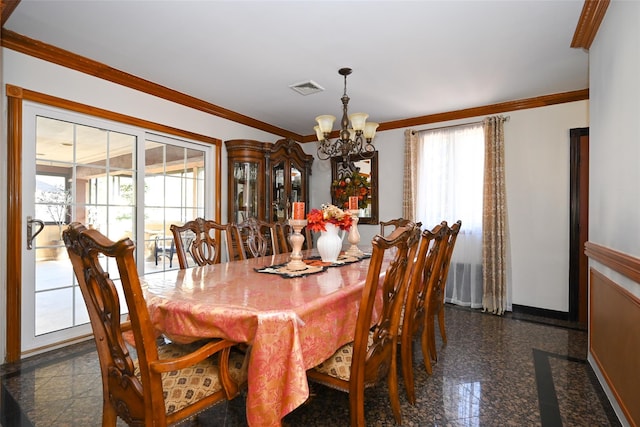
left=330, top=151, right=379, bottom=225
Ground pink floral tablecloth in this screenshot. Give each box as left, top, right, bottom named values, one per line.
left=142, top=251, right=376, bottom=427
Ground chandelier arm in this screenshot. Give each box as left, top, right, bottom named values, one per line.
left=315, top=67, right=376, bottom=160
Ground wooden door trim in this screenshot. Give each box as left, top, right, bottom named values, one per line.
left=6, top=85, right=24, bottom=362
left=569, top=127, right=589, bottom=323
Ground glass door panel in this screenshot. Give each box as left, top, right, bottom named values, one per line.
left=290, top=166, right=301, bottom=202
left=22, top=104, right=214, bottom=354
left=232, top=161, right=259, bottom=223
left=272, top=161, right=286, bottom=221
left=143, top=137, right=207, bottom=271
left=24, top=110, right=137, bottom=351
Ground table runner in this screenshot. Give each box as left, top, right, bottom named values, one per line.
left=254, top=252, right=371, bottom=278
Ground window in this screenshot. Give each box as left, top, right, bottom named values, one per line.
left=416, top=124, right=484, bottom=308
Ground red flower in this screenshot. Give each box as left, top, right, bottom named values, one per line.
left=306, top=205, right=353, bottom=232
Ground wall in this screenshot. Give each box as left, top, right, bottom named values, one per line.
left=306, top=101, right=589, bottom=313
left=2, top=47, right=591, bottom=362
left=587, top=1, right=640, bottom=425
left=589, top=1, right=640, bottom=288
left=0, top=49, right=281, bottom=362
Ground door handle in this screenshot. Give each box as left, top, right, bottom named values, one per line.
left=27, top=216, right=45, bottom=250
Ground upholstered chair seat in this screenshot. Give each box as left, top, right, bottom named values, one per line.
left=132, top=343, right=248, bottom=415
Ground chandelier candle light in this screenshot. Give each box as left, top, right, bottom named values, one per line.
left=314, top=68, right=378, bottom=161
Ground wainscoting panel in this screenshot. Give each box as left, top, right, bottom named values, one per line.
left=589, top=268, right=640, bottom=427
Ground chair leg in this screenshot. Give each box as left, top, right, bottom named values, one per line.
left=427, top=315, right=438, bottom=363
left=401, top=333, right=417, bottom=404
left=349, top=387, right=367, bottom=427
left=420, top=325, right=433, bottom=375
left=438, top=308, right=447, bottom=345
left=388, top=348, right=403, bottom=424
left=102, top=401, right=118, bottom=426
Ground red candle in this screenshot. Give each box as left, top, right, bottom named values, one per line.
left=349, top=196, right=359, bottom=211
left=292, top=202, right=305, bottom=219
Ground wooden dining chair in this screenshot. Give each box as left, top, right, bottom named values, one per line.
left=399, top=222, right=449, bottom=404
left=427, top=219, right=462, bottom=362
left=380, top=218, right=422, bottom=237
left=170, top=218, right=230, bottom=268
left=306, top=225, right=421, bottom=426
left=63, top=223, right=247, bottom=427
left=228, top=218, right=278, bottom=260
left=154, top=235, right=175, bottom=267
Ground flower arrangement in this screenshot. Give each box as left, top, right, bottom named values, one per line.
left=306, top=204, right=353, bottom=232
left=331, top=171, right=370, bottom=210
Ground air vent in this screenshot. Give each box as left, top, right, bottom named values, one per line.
left=289, top=80, right=324, bottom=96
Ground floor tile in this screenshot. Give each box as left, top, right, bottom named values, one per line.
left=1, top=305, right=621, bottom=426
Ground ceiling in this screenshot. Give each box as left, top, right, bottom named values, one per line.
left=3, top=1, right=589, bottom=139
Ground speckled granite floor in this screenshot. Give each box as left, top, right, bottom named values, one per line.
left=0, top=305, right=621, bottom=426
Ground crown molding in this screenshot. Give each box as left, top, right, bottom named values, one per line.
left=2, top=27, right=589, bottom=144
left=1, top=0, right=20, bottom=27
left=301, top=89, right=589, bottom=142
left=571, top=0, right=610, bottom=49
left=0, top=28, right=300, bottom=140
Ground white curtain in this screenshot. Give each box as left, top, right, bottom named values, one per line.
left=415, top=124, right=484, bottom=308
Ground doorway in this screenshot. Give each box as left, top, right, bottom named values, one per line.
left=20, top=102, right=213, bottom=355
left=569, top=127, right=589, bottom=323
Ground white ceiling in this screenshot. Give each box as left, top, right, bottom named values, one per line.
left=4, top=0, right=589, bottom=138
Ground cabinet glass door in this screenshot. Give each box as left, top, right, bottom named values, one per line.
left=290, top=166, right=302, bottom=202
left=272, top=161, right=286, bottom=222
left=233, top=161, right=258, bottom=223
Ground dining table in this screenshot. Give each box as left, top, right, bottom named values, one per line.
left=141, top=248, right=379, bottom=427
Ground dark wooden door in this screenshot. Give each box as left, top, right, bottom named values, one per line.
left=569, top=128, right=589, bottom=323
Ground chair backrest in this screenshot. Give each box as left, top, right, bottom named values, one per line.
left=350, top=224, right=421, bottom=392
left=228, top=218, right=278, bottom=260
left=170, top=218, right=229, bottom=268
left=63, top=222, right=166, bottom=424
left=401, top=222, right=449, bottom=344
left=380, top=218, right=422, bottom=237
left=431, top=220, right=462, bottom=311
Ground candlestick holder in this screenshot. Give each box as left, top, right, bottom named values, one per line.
left=287, top=219, right=308, bottom=271
left=345, top=210, right=363, bottom=258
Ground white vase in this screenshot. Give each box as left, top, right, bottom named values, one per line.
left=317, top=223, right=343, bottom=263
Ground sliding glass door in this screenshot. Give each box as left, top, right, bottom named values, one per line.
left=20, top=102, right=213, bottom=354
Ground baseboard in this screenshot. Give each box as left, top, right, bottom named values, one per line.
left=511, top=304, right=569, bottom=321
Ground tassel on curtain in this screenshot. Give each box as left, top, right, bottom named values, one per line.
left=403, top=129, right=418, bottom=221
left=482, top=116, right=508, bottom=315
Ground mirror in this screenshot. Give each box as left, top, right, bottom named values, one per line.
left=330, top=152, right=378, bottom=224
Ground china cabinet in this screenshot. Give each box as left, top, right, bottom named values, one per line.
left=226, top=138, right=313, bottom=223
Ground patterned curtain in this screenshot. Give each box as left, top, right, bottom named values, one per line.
left=482, top=116, right=508, bottom=315
left=403, top=129, right=418, bottom=220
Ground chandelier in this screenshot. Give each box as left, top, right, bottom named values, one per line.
left=314, top=68, right=378, bottom=161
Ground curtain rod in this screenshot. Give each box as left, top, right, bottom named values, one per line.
left=411, top=115, right=510, bottom=135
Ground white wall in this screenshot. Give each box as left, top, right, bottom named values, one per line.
left=306, top=102, right=589, bottom=313
left=587, top=3, right=640, bottom=424
left=589, top=0, right=640, bottom=297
